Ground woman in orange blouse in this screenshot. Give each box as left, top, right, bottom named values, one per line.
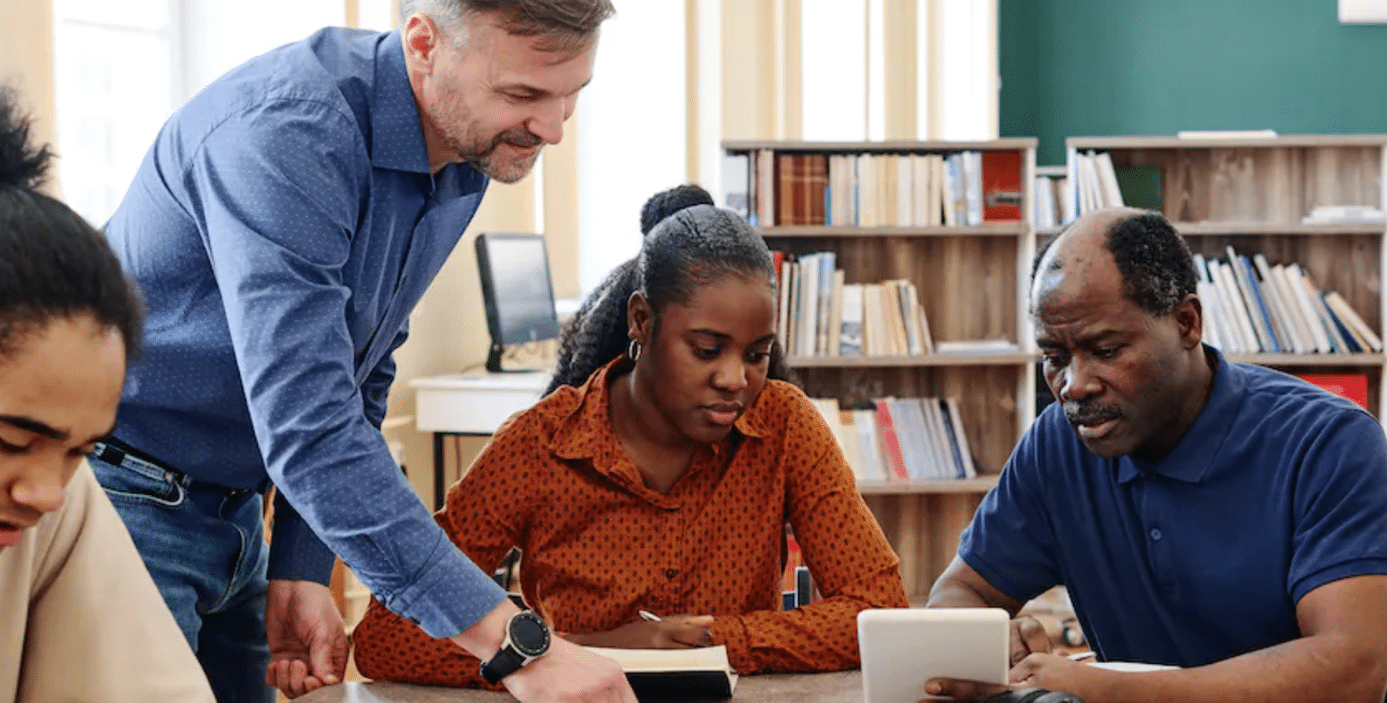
left=352, top=185, right=907, bottom=687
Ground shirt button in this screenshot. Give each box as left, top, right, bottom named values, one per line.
left=1150, top=528, right=1162, bottom=541
left=665, top=569, right=678, bottom=579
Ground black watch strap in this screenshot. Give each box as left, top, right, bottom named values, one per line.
left=479, top=644, right=527, bottom=684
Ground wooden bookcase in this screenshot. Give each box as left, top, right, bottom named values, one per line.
left=723, top=139, right=1040, bottom=599
left=1066, top=135, right=1387, bottom=417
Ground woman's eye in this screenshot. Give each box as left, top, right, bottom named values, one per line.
left=695, top=347, right=720, bottom=360
left=0, top=439, right=30, bottom=454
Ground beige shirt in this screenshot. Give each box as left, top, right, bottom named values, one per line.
left=0, top=462, right=215, bottom=702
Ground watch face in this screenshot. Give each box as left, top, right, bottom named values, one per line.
left=511, top=612, right=551, bottom=657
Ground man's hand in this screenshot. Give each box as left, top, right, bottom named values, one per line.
left=1010, top=615, right=1052, bottom=666
left=924, top=653, right=1103, bottom=702
left=503, top=635, right=639, bottom=703
left=265, top=579, right=350, bottom=698
left=563, top=614, right=715, bottom=649
left=1008, top=652, right=1105, bottom=700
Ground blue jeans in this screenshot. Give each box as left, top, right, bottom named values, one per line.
left=90, top=450, right=276, bottom=703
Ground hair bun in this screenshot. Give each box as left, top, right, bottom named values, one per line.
left=0, top=87, right=51, bottom=191
left=640, top=183, right=714, bottom=236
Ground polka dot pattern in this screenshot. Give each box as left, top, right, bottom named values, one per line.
left=353, top=359, right=909, bottom=686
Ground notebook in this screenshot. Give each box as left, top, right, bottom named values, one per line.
left=584, top=645, right=737, bottom=700
left=858, top=608, right=1010, bottom=703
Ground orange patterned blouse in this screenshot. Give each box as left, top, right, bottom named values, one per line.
left=352, top=358, right=907, bottom=687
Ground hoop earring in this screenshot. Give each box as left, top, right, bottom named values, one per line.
left=628, top=339, right=641, bottom=361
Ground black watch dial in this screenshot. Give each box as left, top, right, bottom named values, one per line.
left=510, top=611, right=551, bottom=657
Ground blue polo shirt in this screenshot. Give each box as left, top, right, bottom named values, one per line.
left=103, top=28, right=507, bottom=638
left=960, top=346, right=1387, bottom=667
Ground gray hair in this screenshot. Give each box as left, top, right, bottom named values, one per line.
left=398, top=0, right=614, bottom=51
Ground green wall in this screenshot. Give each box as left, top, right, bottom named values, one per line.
left=1001, top=0, right=1387, bottom=165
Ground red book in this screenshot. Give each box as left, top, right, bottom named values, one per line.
left=781, top=528, right=803, bottom=594
left=982, top=150, right=1023, bottom=222
left=1297, top=373, right=1370, bottom=410
left=873, top=399, right=910, bottom=481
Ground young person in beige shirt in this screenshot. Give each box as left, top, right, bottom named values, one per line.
left=0, top=87, right=214, bottom=703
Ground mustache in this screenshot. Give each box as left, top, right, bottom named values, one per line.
left=1064, top=402, right=1122, bottom=426
left=492, top=128, right=544, bottom=150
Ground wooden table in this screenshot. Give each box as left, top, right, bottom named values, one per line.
left=298, top=671, right=863, bottom=702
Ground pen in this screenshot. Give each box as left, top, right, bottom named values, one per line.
left=638, top=610, right=662, bottom=622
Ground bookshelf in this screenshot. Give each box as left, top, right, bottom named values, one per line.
left=723, top=138, right=1039, bottom=598
left=1066, top=134, right=1387, bottom=417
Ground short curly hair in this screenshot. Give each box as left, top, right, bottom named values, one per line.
left=1032, top=211, right=1196, bottom=316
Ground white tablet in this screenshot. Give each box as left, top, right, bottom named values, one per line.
left=858, top=607, right=1010, bottom=703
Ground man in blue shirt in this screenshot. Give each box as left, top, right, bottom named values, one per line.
left=94, top=2, right=636, bottom=702
left=927, top=208, right=1387, bottom=703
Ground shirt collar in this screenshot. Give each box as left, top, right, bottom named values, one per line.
left=370, top=32, right=432, bottom=173
left=1116, top=344, right=1243, bottom=484
left=551, top=356, right=767, bottom=467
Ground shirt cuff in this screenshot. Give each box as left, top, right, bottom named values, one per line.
left=267, top=495, right=338, bottom=585
left=381, top=541, right=510, bottom=639
left=708, top=615, right=753, bottom=673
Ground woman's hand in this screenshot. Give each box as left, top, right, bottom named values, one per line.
left=563, top=614, right=715, bottom=649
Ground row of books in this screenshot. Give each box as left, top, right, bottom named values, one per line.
left=810, top=397, right=978, bottom=483
left=722, top=150, right=1024, bottom=228
left=776, top=251, right=933, bottom=358
left=1193, top=248, right=1382, bottom=354
left=1072, top=150, right=1127, bottom=215
left=1033, top=174, right=1077, bottom=230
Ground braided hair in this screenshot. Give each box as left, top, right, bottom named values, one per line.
left=546, top=184, right=789, bottom=393
left=0, top=86, right=144, bottom=361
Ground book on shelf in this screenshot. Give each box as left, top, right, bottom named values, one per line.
left=1074, top=152, right=1170, bottom=216
left=933, top=339, right=1020, bottom=354
left=584, top=645, right=737, bottom=699
left=1175, top=129, right=1278, bottom=140
left=1113, top=165, right=1163, bottom=212
left=721, top=153, right=750, bottom=220
left=1301, top=204, right=1385, bottom=225
left=837, top=409, right=866, bottom=478
left=981, top=150, right=1024, bottom=222
left=873, top=399, right=911, bottom=482
left=852, top=408, right=887, bottom=482
left=1296, top=373, right=1370, bottom=410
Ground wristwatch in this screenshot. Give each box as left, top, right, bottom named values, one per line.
left=479, top=610, right=552, bottom=684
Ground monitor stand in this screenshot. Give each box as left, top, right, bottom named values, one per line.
left=485, top=342, right=533, bottom=373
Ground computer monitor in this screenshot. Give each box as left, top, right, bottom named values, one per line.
left=475, top=232, right=560, bottom=372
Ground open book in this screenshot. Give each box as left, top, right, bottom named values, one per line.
left=584, top=645, right=738, bottom=700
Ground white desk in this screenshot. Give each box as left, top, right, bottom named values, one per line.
left=411, top=371, right=550, bottom=508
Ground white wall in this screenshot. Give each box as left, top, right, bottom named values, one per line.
left=176, top=0, right=344, bottom=101
left=576, top=1, right=687, bottom=293
left=53, top=0, right=345, bottom=224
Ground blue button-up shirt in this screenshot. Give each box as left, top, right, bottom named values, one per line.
left=103, top=27, right=507, bottom=638
left=961, top=346, right=1387, bottom=666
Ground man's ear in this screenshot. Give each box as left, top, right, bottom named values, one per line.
left=402, top=13, right=442, bottom=75
left=1174, top=293, right=1203, bottom=349
left=627, top=291, right=653, bottom=346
